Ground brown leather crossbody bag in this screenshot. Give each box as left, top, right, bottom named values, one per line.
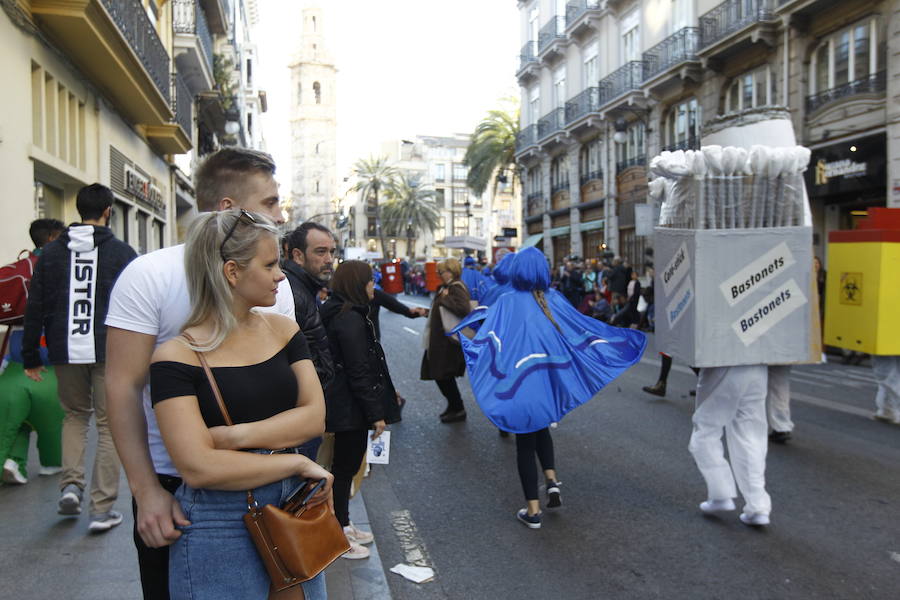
left=189, top=339, right=349, bottom=593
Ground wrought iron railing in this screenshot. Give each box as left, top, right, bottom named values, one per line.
left=643, top=27, right=700, bottom=81
left=580, top=170, right=603, bottom=186
left=616, top=155, right=647, bottom=173
left=699, top=0, right=774, bottom=49
left=806, top=71, right=886, bottom=113
left=538, top=16, right=566, bottom=54
left=565, top=0, right=603, bottom=28
left=172, top=73, right=193, bottom=135
left=173, top=0, right=214, bottom=75
left=537, top=108, right=566, bottom=139
left=662, top=137, right=700, bottom=152
left=516, top=124, right=536, bottom=151
left=526, top=192, right=545, bottom=216
left=519, top=42, right=538, bottom=72
left=565, top=87, right=600, bottom=123
left=599, top=61, right=645, bottom=105
left=100, top=0, right=171, bottom=103
left=551, top=180, right=570, bottom=196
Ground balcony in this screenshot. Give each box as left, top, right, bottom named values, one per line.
left=642, top=27, right=701, bottom=92
left=699, top=0, right=777, bottom=66
left=199, top=0, right=229, bottom=34
left=551, top=180, right=570, bottom=198
left=598, top=61, right=646, bottom=109
left=517, top=42, right=540, bottom=84
left=661, top=136, right=700, bottom=152
left=537, top=16, right=567, bottom=63
left=173, top=0, right=215, bottom=95
left=29, top=0, right=190, bottom=152
left=537, top=108, right=566, bottom=142
left=806, top=71, right=887, bottom=115
left=172, top=73, right=193, bottom=143
left=580, top=170, right=604, bottom=187
left=616, top=155, right=647, bottom=174
left=526, top=192, right=545, bottom=218
left=565, top=0, right=606, bottom=38
left=515, top=124, right=538, bottom=158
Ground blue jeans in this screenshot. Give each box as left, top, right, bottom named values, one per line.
left=170, top=472, right=327, bottom=599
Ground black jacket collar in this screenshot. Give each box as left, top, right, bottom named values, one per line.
left=283, top=260, right=325, bottom=297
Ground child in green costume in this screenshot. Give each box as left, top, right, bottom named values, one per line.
left=1, top=328, right=64, bottom=484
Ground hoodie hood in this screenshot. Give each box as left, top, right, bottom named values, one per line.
left=64, top=224, right=115, bottom=253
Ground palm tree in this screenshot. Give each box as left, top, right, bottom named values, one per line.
left=381, top=175, right=440, bottom=260
left=463, top=100, right=521, bottom=199
left=351, top=156, right=400, bottom=258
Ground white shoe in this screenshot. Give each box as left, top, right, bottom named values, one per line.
left=341, top=540, right=370, bottom=560
left=343, top=522, right=374, bottom=545
left=2, top=459, right=27, bottom=485
left=39, top=466, right=62, bottom=476
left=88, top=510, right=124, bottom=533
left=699, top=498, right=736, bottom=513
left=739, top=511, right=770, bottom=526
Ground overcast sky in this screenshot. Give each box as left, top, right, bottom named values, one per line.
left=255, top=0, right=520, bottom=193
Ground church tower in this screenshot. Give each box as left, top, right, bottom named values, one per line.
left=288, top=6, right=336, bottom=226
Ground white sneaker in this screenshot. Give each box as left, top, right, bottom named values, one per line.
left=699, top=498, right=736, bottom=513
left=2, top=459, right=27, bottom=485
left=341, top=540, right=370, bottom=560
left=57, top=484, right=83, bottom=515
left=39, top=466, right=62, bottom=476
left=88, top=510, right=124, bottom=533
left=739, top=511, right=770, bottom=526
left=343, top=522, right=374, bottom=545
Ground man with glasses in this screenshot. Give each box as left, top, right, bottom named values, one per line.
left=104, top=149, right=303, bottom=600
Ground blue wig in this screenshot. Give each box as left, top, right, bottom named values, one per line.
left=492, top=252, right=516, bottom=285
left=509, top=247, right=550, bottom=291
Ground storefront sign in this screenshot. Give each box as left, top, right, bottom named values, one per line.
left=814, top=159, right=867, bottom=185
left=124, top=165, right=164, bottom=214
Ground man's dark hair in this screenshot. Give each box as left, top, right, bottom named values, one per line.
left=29, top=218, right=65, bottom=248
left=76, top=183, right=114, bottom=221
left=288, top=221, right=333, bottom=256
left=194, top=148, right=276, bottom=211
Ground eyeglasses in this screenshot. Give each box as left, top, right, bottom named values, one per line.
left=220, top=209, right=257, bottom=262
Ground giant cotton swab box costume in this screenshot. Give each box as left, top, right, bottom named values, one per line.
left=651, top=145, right=820, bottom=368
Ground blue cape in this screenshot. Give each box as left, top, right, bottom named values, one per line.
left=461, top=267, right=492, bottom=302
left=452, top=288, right=647, bottom=433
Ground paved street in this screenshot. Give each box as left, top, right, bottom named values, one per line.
left=366, top=295, right=900, bottom=599
left=2, top=293, right=899, bottom=600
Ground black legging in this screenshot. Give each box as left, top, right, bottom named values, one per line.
left=435, top=378, right=464, bottom=412
left=515, top=428, right=555, bottom=501
left=331, top=429, right=369, bottom=527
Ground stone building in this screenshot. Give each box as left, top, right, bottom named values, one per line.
left=288, top=5, right=337, bottom=227
left=514, top=0, right=898, bottom=270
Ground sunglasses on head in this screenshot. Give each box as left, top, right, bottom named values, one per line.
left=220, top=209, right=257, bottom=262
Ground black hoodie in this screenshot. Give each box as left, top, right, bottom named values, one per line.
left=22, top=224, right=136, bottom=368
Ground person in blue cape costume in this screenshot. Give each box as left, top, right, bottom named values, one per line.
left=451, top=247, right=647, bottom=528
left=478, top=251, right=515, bottom=307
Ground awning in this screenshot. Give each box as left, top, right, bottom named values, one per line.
left=579, top=219, right=605, bottom=232
left=441, top=235, right=487, bottom=251
left=548, top=225, right=570, bottom=237
left=520, top=233, right=543, bottom=248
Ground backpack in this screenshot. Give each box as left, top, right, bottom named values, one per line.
left=0, top=250, right=38, bottom=326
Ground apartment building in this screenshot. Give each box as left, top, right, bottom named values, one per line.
left=344, top=134, right=520, bottom=262
left=1, top=0, right=263, bottom=257
left=515, top=0, right=897, bottom=269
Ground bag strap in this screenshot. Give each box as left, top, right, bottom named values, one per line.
left=181, top=333, right=258, bottom=511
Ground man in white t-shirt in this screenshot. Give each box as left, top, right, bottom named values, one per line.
left=105, top=148, right=298, bottom=600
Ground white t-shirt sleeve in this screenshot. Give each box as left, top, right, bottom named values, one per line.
left=273, top=277, right=296, bottom=321
left=105, top=255, right=162, bottom=336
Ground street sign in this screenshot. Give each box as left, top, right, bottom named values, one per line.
left=493, top=236, right=508, bottom=243
left=503, top=227, right=518, bottom=238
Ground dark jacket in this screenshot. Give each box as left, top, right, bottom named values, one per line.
left=420, top=279, right=471, bottom=381
left=22, top=224, right=136, bottom=368
left=369, top=287, right=415, bottom=341
left=607, top=265, right=631, bottom=297
left=320, top=295, right=401, bottom=432
left=283, top=261, right=334, bottom=388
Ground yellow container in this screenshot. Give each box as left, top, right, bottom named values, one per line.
left=824, top=228, right=900, bottom=355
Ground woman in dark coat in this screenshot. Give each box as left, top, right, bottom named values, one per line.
left=320, top=260, right=400, bottom=560
left=421, top=258, right=472, bottom=423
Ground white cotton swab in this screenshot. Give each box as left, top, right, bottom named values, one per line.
left=735, top=147, right=750, bottom=228
left=688, top=149, right=707, bottom=230
left=702, top=145, right=723, bottom=230
left=721, top=146, right=739, bottom=229
left=748, top=146, right=768, bottom=228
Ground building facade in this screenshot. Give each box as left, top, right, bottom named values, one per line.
left=514, top=0, right=898, bottom=270
left=344, top=134, right=521, bottom=262
left=1, top=0, right=263, bottom=258
left=288, top=5, right=337, bottom=227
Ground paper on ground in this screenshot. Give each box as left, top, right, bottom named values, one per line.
left=366, top=430, right=390, bottom=464
left=390, top=564, right=434, bottom=584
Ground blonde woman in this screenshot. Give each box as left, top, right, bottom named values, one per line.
left=149, top=210, right=331, bottom=599
left=420, top=258, right=472, bottom=423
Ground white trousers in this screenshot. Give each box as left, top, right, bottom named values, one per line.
left=689, top=365, right=772, bottom=515
left=766, top=365, right=793, bottom=433
left=872, top=355, right=900, bottom=419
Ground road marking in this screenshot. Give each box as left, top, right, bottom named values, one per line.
left=403, top=327, right=420, bottom=335
left=391, top=509, right=435, bottom=571
left=790, top=391, right=872, bottom=418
